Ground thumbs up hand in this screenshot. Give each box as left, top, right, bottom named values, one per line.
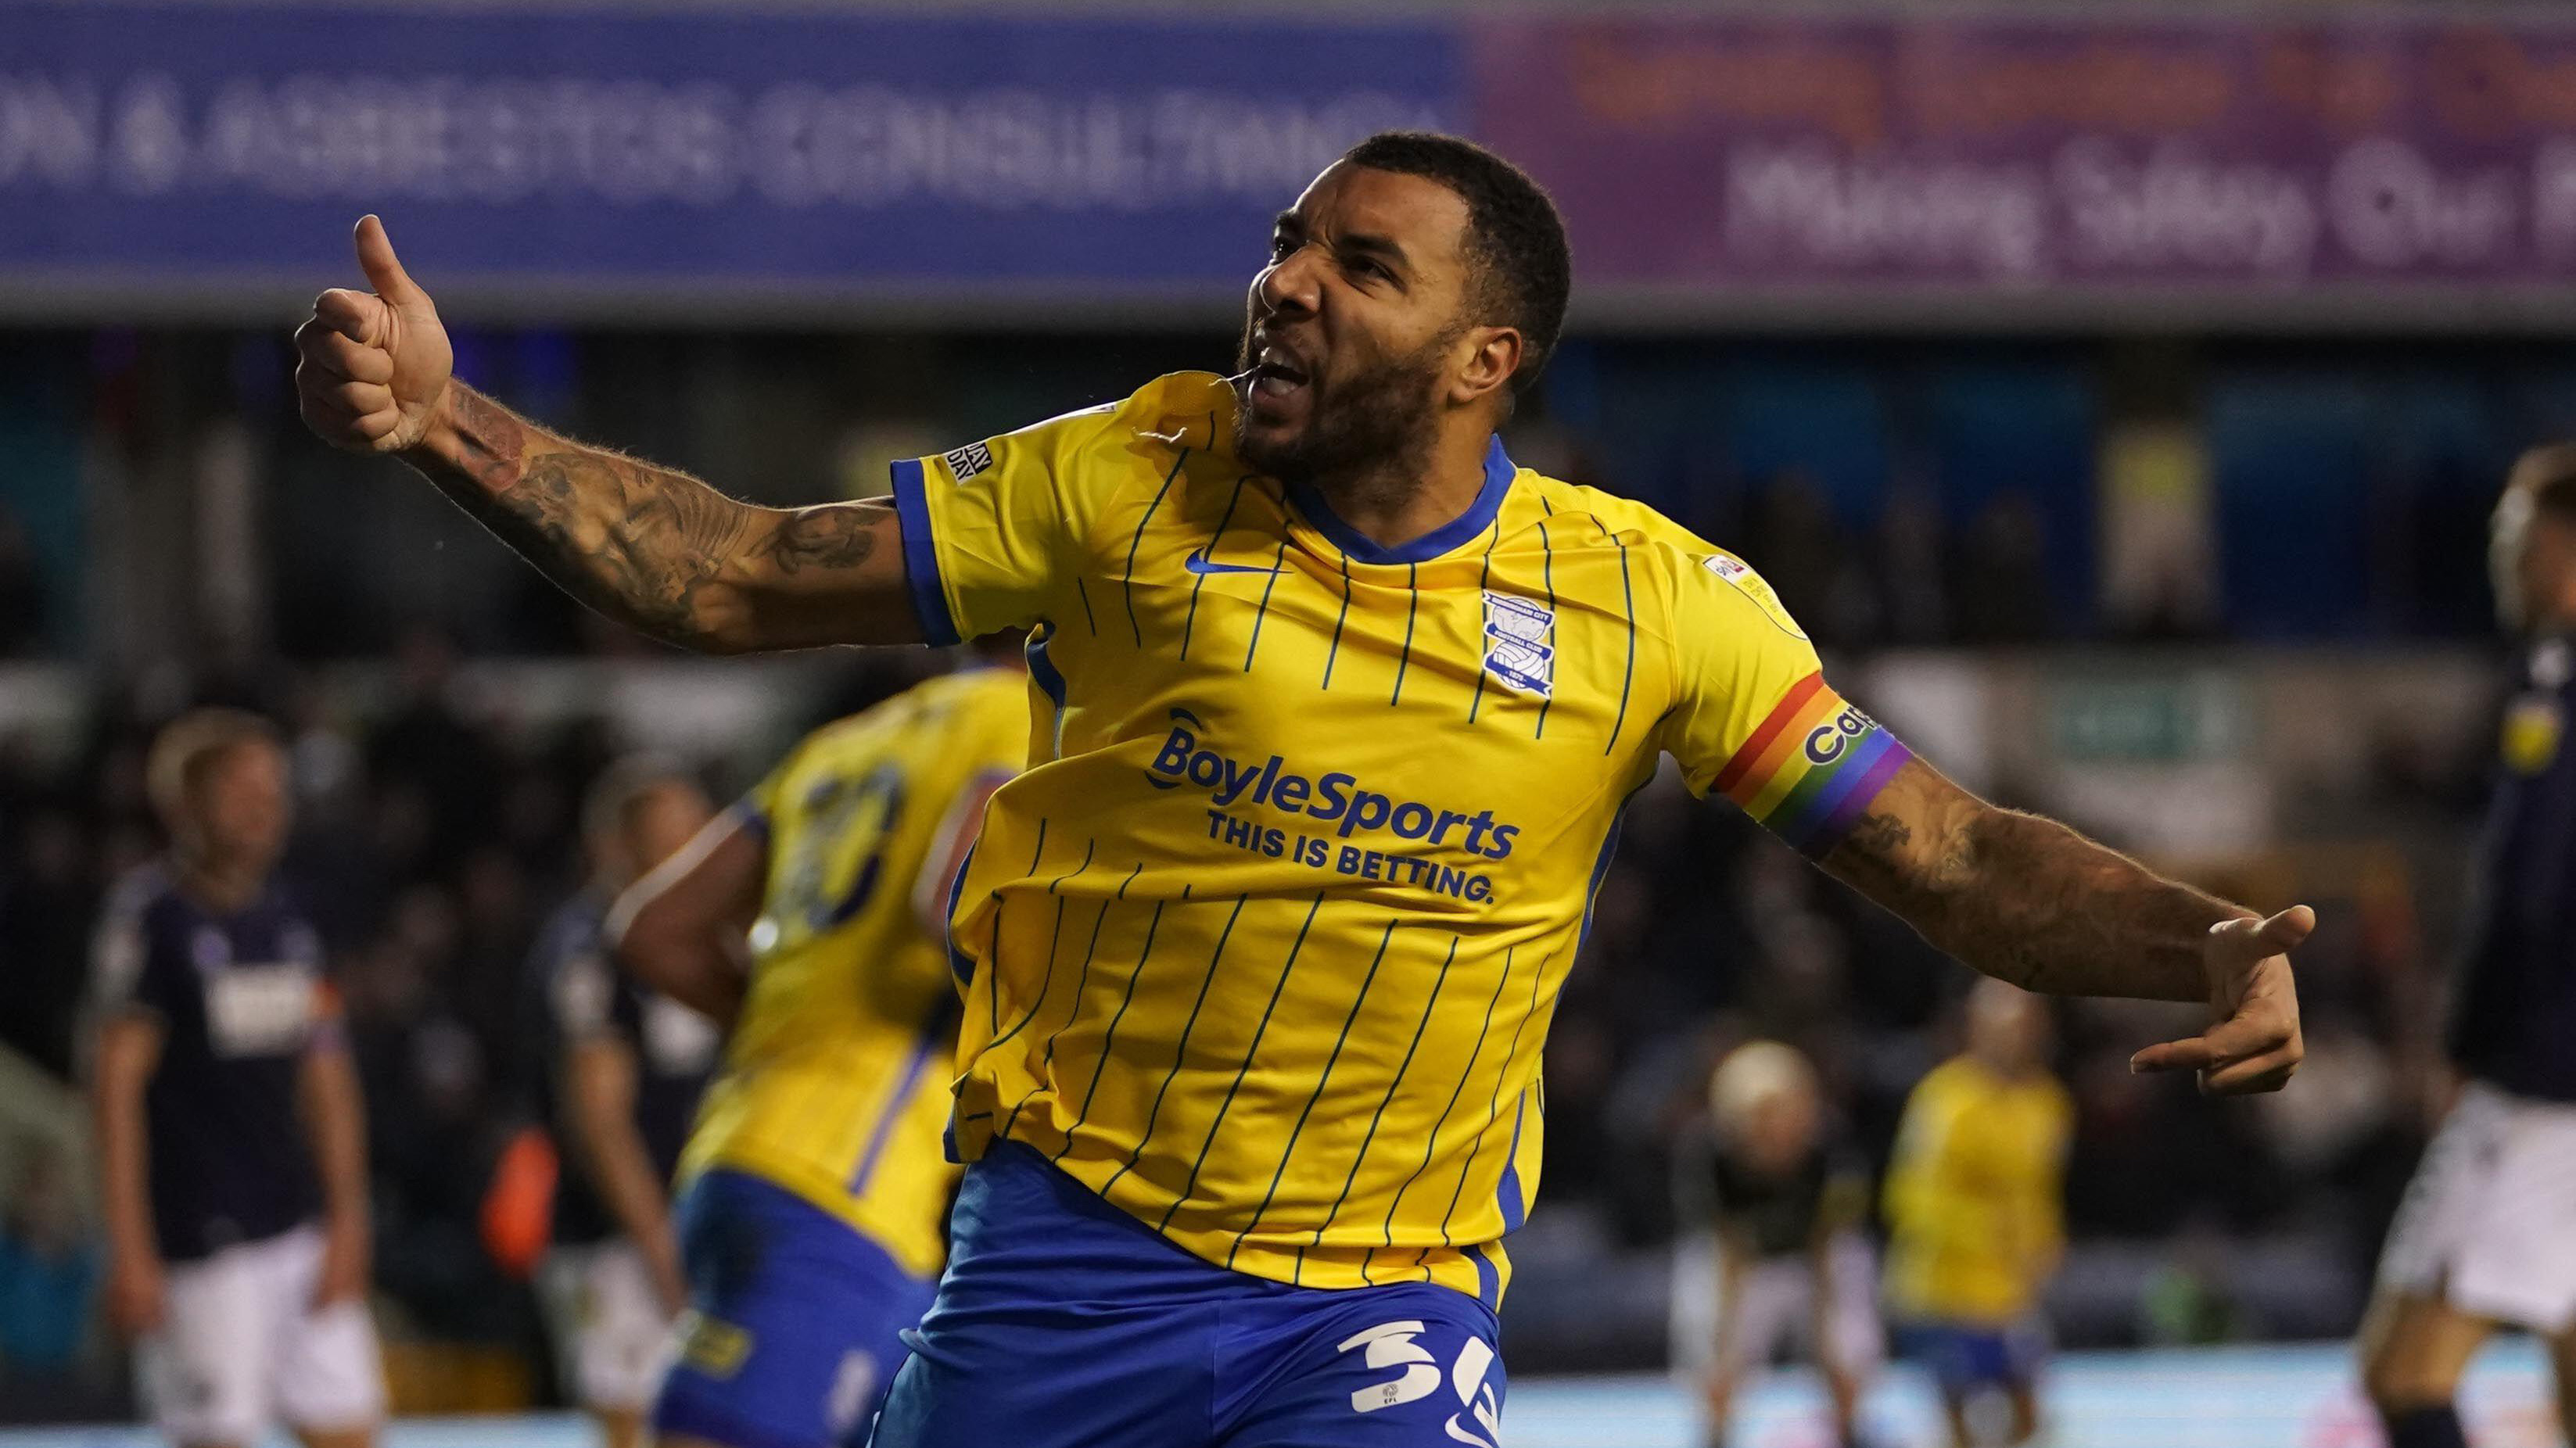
left=295, top=215, right=454, bottom=453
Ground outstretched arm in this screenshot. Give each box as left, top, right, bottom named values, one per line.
left=295, top=217, right=919, bottom=653
left=1818, top=756, right=2310, bottom=1094
left=397, top=385, right=916, bottom=652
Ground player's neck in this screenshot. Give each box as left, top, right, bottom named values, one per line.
left=175, top=856, right=266, bottom=916
left=1306, top=425, right=1494, bottom=554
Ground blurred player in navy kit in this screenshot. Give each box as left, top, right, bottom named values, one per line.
left=2360, top=443, right=2576, bottom=1448
left=534, top=759, right=721, bottom=1448
left=1670, top=1041, right=1882, bottom=1448
left=88, top=709, right=384, bottom=1448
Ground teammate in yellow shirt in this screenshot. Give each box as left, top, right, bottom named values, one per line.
left=299, top=130, right=2312, bottom=1448
left=1883, top=982, right=2074, bottom=1448
left=604, top=644, right=1028, bottom=1448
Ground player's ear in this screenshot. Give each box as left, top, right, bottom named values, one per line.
left=1450, top=327, right=1523, bottom=410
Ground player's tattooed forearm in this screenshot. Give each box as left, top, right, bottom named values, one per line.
left=1829, top=786, right=2216, bottom=1002
left=519, top=453, right=752, bottom=646
left=1925, top=809, right=2217, bottom=1002
left=404, top=391, right=895, bottom=650
left=755, top=504, right=890, bottom=575
left=444, top=386, right=528, bottom=493
left=1846, top=812, right=1911, bottom=858
left=415, top=425, right=760, bottom=649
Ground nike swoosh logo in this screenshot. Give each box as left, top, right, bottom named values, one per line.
left=1444, top=1416, right=1498, bottom=1448
left=1182, top=551, right=1283, bottom=577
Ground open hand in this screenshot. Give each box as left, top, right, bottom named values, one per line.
left=2129, top=905, right=2312, bottom=1095
left=294, top=215, right=453, bottom=453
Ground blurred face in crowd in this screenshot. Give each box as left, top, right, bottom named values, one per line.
left=181, top=740, right=291, bottom=880
left=592, top=777, right=715, bottom=889
left=626, top=780, right=714, bottom=880
left=1235, top=164, right=1483, bottom=489
left=1740, top=1080, right=1821, bottom=1175
left=2492, top=451, right=2576, bottom=634
left=1966, top=979, right=2052, bottom=1077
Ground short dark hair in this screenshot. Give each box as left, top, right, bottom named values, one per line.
left=1340, top=131, right=1571, bottom=399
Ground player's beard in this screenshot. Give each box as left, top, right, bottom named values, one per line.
left=1233, top=323, right=1458, bottom=495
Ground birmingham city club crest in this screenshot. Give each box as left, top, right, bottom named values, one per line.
left=1482, top=591, right=1554, bottom=698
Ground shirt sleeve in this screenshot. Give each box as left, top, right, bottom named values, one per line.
left=1670, top=1127, right=1720, bottom=1227
left=547, top=919, right=628, bottom=1047
left=888, top=405, right=1125, bottom=646
left=1662, top=546, right=1913, bottom=857
left=91, top=894, right=178, bottom=1020
left=1879, top=1072, right=1953, bottom=1235
left=733, top=758, right=788, bottom=844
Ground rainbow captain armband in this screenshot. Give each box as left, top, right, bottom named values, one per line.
left=1711, top=673, right=1913, bottom=857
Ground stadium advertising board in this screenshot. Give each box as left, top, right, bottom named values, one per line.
left=1475, top=14, right=2576, bottom=317
left=10, top=6, right=2576, bottom=319
left=0, top=4, right=1454, bottom=314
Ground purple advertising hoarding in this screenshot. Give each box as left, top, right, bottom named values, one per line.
left=1471, top=14, right=2576, bottom=317
left=0, top=4, right=1458, bottom=319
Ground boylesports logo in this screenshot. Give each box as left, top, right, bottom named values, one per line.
left=1147, top=709, right=1520, bottom=859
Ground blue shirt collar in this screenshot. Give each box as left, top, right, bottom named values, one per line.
left=1286, top=436, right=1517, bottom=566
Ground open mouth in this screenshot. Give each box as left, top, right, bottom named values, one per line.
left=1249, top=347, right=1311, bottom=400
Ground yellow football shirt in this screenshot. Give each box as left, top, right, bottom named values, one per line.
left=888, top=371, right=1910, bottom=1306
left=1881, top=1056, right=2076, bottom=1324
left=678, top=665, right=1029, bottom=1281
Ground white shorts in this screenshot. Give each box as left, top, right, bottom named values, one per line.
left=2377, top=1081, right=2576, bottom=1333
left=138, top=1224, right=386, bottom=1445
left=1670, top=1229, right=1884, bottom=1382
left=538, top=1240, right=676, bottom=1414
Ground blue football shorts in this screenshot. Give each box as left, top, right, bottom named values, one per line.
left=1892, top=1316, right=2049, bottom=1394
left=655, top=1168, right=939, bottom=1448
left=867, top=1141, right=1509, bottom=1448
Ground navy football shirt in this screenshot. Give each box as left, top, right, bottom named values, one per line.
left=1673, top=1122, right=1867, bottom=1262
left=2449, top=635, right=2576, bottom=1102
left=91, top=866, right=331, bottom=1260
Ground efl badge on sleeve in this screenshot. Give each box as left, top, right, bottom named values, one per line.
left=1702, top=553, right=1808, bottom=640
left=1482, top=591, right=1555, bottom=698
